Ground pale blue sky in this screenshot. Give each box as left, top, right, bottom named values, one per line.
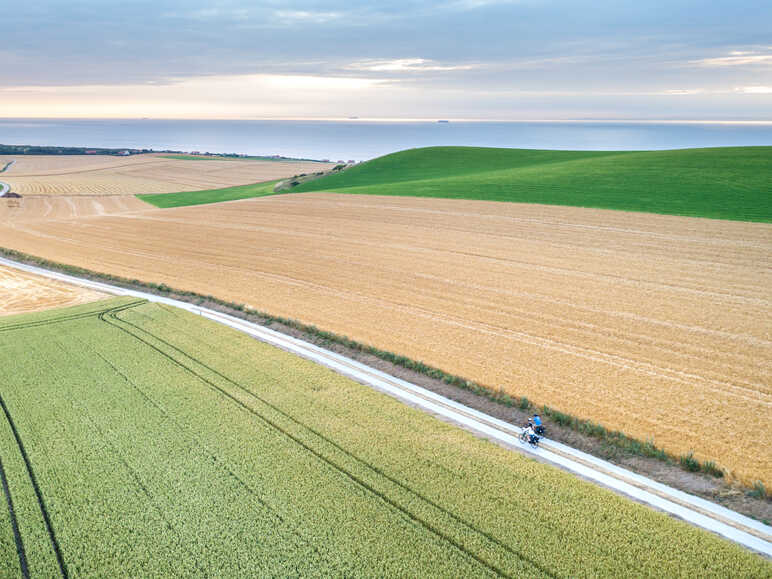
left=2, top=0, right=770, bottom=119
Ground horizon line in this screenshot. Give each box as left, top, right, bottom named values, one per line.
left=2, top=116, right=772, bottom=125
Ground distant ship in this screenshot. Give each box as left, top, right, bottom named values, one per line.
left=437, top=119, right=450, bottom=123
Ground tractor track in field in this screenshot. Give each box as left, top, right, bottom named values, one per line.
left=0, top=392, right=69, bottom=578
left=0, top=299, right=145, bottom=333
left=1, top=299, right=349, bottom=577
left=0, top=456, right=29, bottom=578
left=91, top=306, right=353, bottom=576
left=101, top=306, right=553, bottom=578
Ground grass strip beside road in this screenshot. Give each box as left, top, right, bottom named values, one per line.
left=137, top=180, right=279, bottom=208
left=293, top=146, right=772, bottom=222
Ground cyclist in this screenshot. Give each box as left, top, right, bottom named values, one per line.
left=523, top=423, right=538, bottom=445
left=532, top=414, right=544, bottom=435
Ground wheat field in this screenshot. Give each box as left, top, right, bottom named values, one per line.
left=0, top=192, right=769, bottom=484
left=0, top=154, right=332, bottom=196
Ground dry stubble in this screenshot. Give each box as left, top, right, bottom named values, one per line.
left=0, top=154, right=333, bottom=196
left=0, top=192, right=769, bottom=484
left=0, top=265, right=107, bottom=316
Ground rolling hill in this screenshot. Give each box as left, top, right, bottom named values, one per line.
left=293, top=146, right=772, bottom=221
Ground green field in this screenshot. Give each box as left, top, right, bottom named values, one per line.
left=293, top=146, right=772, bottom=222
left=159, top=154, right=223, bottom=161
left=137, top=180, right=279, bottom=208
left=0, top=299, right=767, bottom=576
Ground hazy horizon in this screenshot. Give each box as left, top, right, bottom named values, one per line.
left=4, top=116, right=772, bottom=123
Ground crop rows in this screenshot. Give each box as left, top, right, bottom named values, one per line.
left=1, top=193, right=767, bottom=484
left=1, top=154, right=333, bottom=196
left=100, top=308, right=545, bottom=576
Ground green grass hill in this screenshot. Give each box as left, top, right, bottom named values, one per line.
left=293, top=146, right=772, bottom=222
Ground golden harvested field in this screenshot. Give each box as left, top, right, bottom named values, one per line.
left=0, top=194, right=149, bottom=221
left=0, top=154, right=333, bottom=196
left=0, top=264, right=107, bottom=316
left=0, top=192, right=769, bottom=484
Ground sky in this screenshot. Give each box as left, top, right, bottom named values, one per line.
left=1, top=0, right=771, bottom=120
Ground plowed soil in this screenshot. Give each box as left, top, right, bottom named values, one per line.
left=0, top=265, right=107, bottom=316
left=0, top=154, right=332, bottom=196
left=0, top=192, right=769, bottom=484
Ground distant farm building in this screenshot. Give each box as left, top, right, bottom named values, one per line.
left=4, top=191, right=22, bottom=208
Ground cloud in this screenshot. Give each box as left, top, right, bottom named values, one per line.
left=663, top=89, right=704, bottom=95
left=734, top=86, right=772, bottom=94
left=692, top=49, right=772, bottom=67
left=0, top=72, right=393, bottom=119
left=347, top=58, right=476, bottom=73
left=448, top=0, right=524, bottom=9
left=162, top=8, right=250, bottom=21
left=273, top=10, right=343, bottom=25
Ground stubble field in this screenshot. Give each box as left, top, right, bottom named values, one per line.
left=0, top=154, right=332, bottom=196
left=0, top=265, right=106, bottom=316
left=0, top=192, right=769, bottom=485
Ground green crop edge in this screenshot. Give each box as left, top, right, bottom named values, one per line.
left=1, top=245, right=768, bottom=501
left=136, top=179, right=281, bottom=208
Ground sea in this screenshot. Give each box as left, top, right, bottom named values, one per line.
left=1, top=118, right=771, bottom=162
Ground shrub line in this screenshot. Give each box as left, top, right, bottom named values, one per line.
left=0, top=245, right=757, bottom=491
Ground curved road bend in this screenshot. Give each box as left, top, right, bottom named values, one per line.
left=0, top=255, right=769, bottom=558
left=1, top=159, right=16, bottom=195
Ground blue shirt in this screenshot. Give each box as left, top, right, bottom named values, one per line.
left=533, top=416, right=542, bottom=426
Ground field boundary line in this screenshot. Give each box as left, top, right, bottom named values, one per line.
left=0, top=255, right=769, bottom=558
